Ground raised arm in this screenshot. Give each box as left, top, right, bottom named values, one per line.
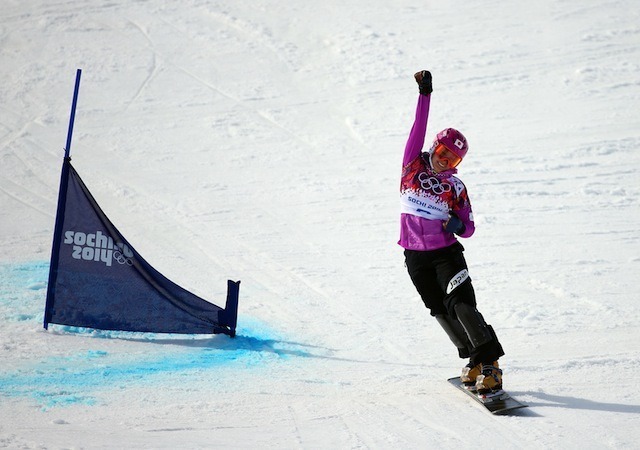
left=402, top=71, right=433, bottom=166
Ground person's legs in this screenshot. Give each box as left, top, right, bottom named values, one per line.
left=405, top=249, right=447, bottom=316
left=406, top=249, right=472, bottom=357
left=432, top=244, right=505, bottom=391
left=405, top=245, right=505, bottom=392
left=434, top=314, right=471, bottom=358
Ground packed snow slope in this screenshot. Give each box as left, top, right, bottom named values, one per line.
left=1, top=0, right=640, bottom=448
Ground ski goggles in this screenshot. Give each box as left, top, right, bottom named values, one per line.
left=433, top=143, right=463, bottom=168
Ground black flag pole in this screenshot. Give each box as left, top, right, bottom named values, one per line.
left=44, top=69, right=82, bottom=329
left=64, top=69, right=82, bottom=159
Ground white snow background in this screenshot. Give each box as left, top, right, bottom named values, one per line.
left=1, top=0, right=640, bottom=448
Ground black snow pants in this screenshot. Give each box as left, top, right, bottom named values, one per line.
left=404, top=242, right=504, bottom=365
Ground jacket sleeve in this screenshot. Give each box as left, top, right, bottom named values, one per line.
left=453, top=206, right=475, bottom=238
left=402, top=94, right=431, bottom=167
left=451, top=179, right=475, bottom=238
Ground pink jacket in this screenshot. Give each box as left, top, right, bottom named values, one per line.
left=398, top=94, right=475, bottom=251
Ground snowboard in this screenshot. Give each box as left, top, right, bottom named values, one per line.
left=447, top=377, right=528, bottom=415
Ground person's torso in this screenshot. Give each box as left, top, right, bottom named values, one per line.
left=400, top=154, right=465, bottom=220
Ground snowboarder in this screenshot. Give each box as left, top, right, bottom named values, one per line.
left=399, top=70, right=505, bottom=394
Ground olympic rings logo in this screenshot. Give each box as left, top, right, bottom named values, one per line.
left=64, top=230, right=134, bottom=267
left=418, top=173, right=451, bottom=195
left=113, top=250, right=133, bottom=266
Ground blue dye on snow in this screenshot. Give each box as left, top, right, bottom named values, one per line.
left=1, top=333, right=279, bottom=409
left=0, top=262, right=296, bottom=410
left=0, top=261, right=48, bottom=323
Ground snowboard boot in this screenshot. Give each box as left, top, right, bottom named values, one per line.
left=460, top=362, right=481, bottom=390
left=475, top=361, right=502, bottom=395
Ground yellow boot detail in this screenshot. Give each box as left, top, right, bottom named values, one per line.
left=475, top=361, right=502, bottom=394
left=461, top=363, right=482, bottom=387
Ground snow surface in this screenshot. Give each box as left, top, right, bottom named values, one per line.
left=1, top=0, right=640, bottom=448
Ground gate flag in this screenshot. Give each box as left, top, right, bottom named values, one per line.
left=44, top=159, right=239, bottom=336
left=44, top=69, right=239, bottom=337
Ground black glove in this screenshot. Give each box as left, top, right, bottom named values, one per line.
left=414, top=70, right=432, bottom=95
left=444, top=212, right=465, bottom=235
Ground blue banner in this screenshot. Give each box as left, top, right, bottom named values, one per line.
left=44, top=160, right=239, bottom=336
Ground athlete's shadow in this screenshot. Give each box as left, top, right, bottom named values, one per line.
left=510, top=391, right=640, bottom=415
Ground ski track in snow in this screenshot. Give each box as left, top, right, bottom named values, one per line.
left=1, top=0, right=640, bottom=448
